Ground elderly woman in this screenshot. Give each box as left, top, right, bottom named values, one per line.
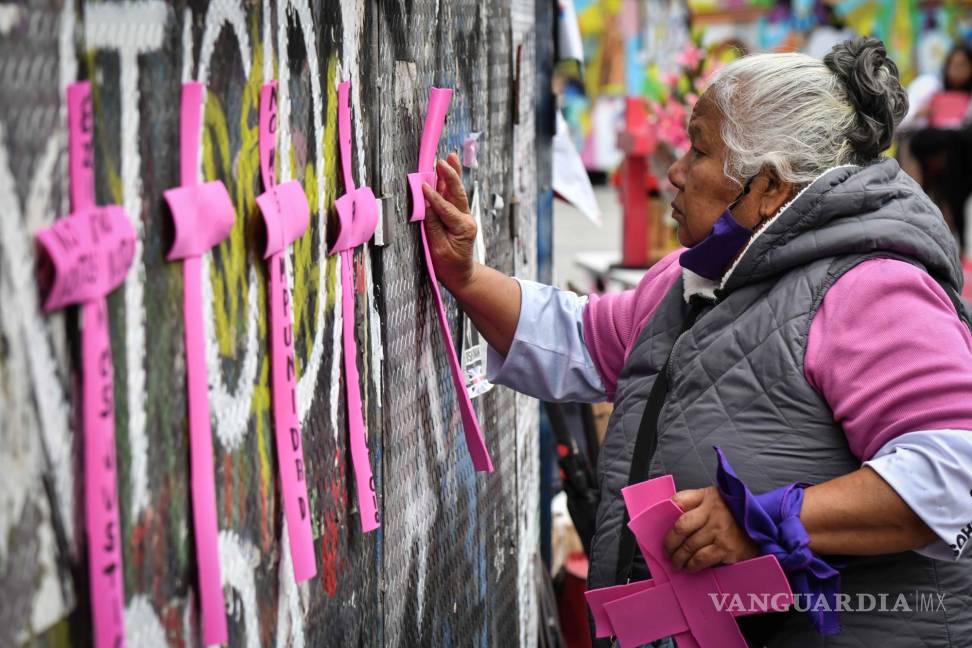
left=423, top=37, right=972, bottom=646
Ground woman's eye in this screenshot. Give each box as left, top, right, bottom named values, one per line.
left=691, top=145, right=705, bottom=157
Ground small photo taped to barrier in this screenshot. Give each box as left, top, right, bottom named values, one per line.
left=461, top=182, right=494, bottom=399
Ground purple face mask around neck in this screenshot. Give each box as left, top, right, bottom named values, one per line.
left=678, top=179, right=756, bottom=281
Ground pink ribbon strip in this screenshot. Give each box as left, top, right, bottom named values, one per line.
left=162, top=81, right=234, bottom=646
left=407, top=88, right=493, bottom=473
left=585, top=476, right=793, bottom=648
left=33, top=80, right=135, bottom=648
left=330, top=79, right=380, bottom=532
left=255, top=80, right=318, bottom=577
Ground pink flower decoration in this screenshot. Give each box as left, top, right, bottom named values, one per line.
left=675, top=45, right=704, bottom=70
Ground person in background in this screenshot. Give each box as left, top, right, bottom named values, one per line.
left=423, top=37, right=972, bottom=646
left=908, top=43, right=972, bottom=252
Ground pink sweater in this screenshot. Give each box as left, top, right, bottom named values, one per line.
left=582, top=250, right=972, bottom=461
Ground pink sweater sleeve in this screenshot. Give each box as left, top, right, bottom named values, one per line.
left=806, top=258, right=972, bottom=461
left=582, top=249, right=684, bottom=399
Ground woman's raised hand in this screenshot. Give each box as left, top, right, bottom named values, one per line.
left=418, top=152, right=521, bottom=357
left=422, top=153, right=478, bottom=293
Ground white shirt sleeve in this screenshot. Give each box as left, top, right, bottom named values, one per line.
left=485, top=278, right=607, bottom=403
left=862, top=429, right=972, bottom=561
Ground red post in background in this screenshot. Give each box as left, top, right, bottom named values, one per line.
left=617, top=98, right=657, bottom=268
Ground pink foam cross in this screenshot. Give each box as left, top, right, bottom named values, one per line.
left=162, top=81, right=234, bottom=647
left=585, top=476, right=793, bottom=648
left=328, top=79, right=381, bottom=532
left=254, top=80, right=319, bottom=580
left=406, top=87, right=493, bottom=473
left=34, top=80, right=135, bottom=648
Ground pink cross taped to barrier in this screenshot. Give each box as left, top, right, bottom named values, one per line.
left=162, top=81, right=234, bottom=646
left=585, top=476, right=794, bottom=648
left=255, top=80, right=319, bottom=574
left=407, top=87, right=493, bottom=473
left=329, top=79, right=380, bottom=532
left=34, top=81, right=136, bottom=648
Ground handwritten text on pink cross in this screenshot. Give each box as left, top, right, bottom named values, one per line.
left=35, top=81, right=135, bottom=648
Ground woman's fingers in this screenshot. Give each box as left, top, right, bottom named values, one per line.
left=671, top=488, right=706, bottom=512
left=436, top=156, right=470, bottom=213
left=669, top=527, right=717, bottom=571
left=684, top=545, right=724, bottom=573
left=664, top=506, right=709, bottom=554
left=422, top=183, right=473, bottom=237
left=447, top=152, right=463, bottom=181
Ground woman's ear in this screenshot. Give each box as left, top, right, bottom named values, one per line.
left=757, top=169, right=795, bottom=223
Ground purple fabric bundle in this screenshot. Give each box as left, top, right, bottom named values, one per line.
left=713, top=446, right=842, bottom=635
left=678, top=210, right=753, bottom=280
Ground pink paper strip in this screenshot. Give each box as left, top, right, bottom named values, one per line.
left=332, top=79, right=380, bottom=532
left=181, top=256, right=226, bottom=645
left=713, top=557, right=793, bottom=615
left=417, top=88, right=452, bottom=172
left=59, top=81, right=128, bottom=648
left=67, top=82, right=96, bottom=215
left=341, top=250, right=380, bottom=531
left=584, top=579, right=656, bottom=636
left=82, top=300, right=127, bottom=648
left=408, top=88, right=494, bottom=472
left=165, top=80, right=229, bottom=646
left=603, top=582, right=688, bottom=647
left=259, top=82, right=278, bottom=192
left=620, top=474, right=675, bottom=518
left=257, top=80, right=319, bottom=577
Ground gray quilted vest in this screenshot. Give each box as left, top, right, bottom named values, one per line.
left=589, top=159, right=972, bottom=647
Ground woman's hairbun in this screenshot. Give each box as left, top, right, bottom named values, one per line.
left=823, top=36, right=909, bottom=161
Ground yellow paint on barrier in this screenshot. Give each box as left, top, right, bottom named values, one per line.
left=292, top=53, right=341, bottom=380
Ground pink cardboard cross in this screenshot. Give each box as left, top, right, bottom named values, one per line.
left=585, top=476, right=794, bottom=648
left=34, top=81, right=135, bottom=648
left=328, top=79, right=380, bottom=532
left=407, top=87, right=493, bottom=473
left=255, top=80, right=318, bottom=577
left=162, top=81, right=234, bottom=646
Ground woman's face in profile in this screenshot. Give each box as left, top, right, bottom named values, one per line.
left=666, top=95, right=743, bottom=247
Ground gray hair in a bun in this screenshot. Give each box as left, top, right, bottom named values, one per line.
left=823, top=36, right=909, bottom=161
left=706, top=37, right=908, bottom=187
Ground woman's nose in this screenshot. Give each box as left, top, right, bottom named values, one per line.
left=668, top=155, right=687, bottom=191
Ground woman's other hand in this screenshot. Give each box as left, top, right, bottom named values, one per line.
left=663, top=486, right=760, bottom=572
left=422, top=153, right=477, bottom=293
